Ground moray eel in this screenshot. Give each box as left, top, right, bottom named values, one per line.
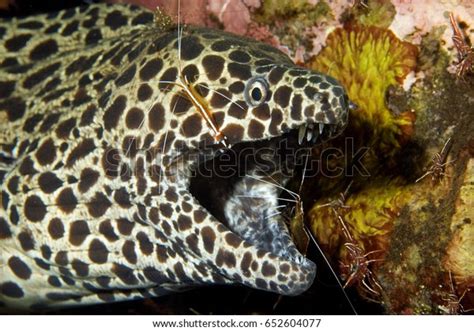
left=0, top=4, right=352, bottom=310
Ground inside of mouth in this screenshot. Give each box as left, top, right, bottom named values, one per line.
left=189, top=126, right=326, bottom=263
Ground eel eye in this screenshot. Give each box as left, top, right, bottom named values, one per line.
left=244, top=77, right=269, bottom=107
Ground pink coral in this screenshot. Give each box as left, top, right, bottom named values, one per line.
left=207, top=0, right=258, bottom=35
left=390, top=0, right=474, bottom=49
left=107, top=0, right=209, bottom=25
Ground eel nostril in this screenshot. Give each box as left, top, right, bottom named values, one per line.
left=349, top=101, right=358, bottom=111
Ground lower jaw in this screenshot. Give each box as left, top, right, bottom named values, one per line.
left=189, top=129, right=317, bottom=262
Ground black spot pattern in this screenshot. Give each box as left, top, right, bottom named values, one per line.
left=268, top=66, right=285, bottom=84
left=48, top=218, right=64, bottom=239
left=87, top=192, right=111, bottom=218
left=122, top=240, right=137, bottom=264
left=102, top=147, right=121, bottom=178
left=148, top=103, right=165, bottom=132
left=0, top=81, right=15, bottom=99
left=48, top=276, right=61, bottom=288
left=210, top=89, right=231, bottom=109
left=29, top=39, right=59, bottom=61
left=181, top=114, right=202, bottom=138
left=2, top=191, right=9, bottom=210
left=45, top=23, right=61, bottom=34
left=38, top=172, right=63, bottom=193
left=23, top=62, right=61, bottom=89
left=9, top=206, right=19, bottom=225
left=229, top=50, right=251, bottom=63
left=80, top=105, right=97, bottom=126
left=105, top=10, right=128, bottom=29
left=65, top=138, right=95, bottom=167
left=89, top=239, right=108, bottom=264
left=69, top=220, right=90, bottom=246
left=269, top=108, right=283, bottom=135
left=117, top=218, right=134, bottom=236
left=170, top=94, right=192, bottom=116
left=114, top=188, right=132, bottom=208
left=211, top=40, right=231, bottom=52
left=227, top=101, right=247, bottom=119
left=179, top=36, right=204, bottom=60
left=0, top=282, right=24, bottom=298
left=132, top=12, right=154, bottom=25
left=24, top=195, right=46, bottom=222
left=0, top=217, right=12, bottom=239
left=125, top=107, right=144, bottom=129
left=41, top=245, right=52, bottom=260
left=227, top=62, right=251, bottom=80
left=18, top=231, right=35, bottom=251
left=293, top=77, right=306, bottom=88
left=56, top=188, right=77, bottom=214
left=72, top=259, right=89, bottom=277
left=8, top=256, right=32, bottom=280
left=144, top=267, right=169, bottom=284
left=85, top=28, right=102, bottom=45
left=36, top=139, right=56, bottom=165
left=103, top=95, right=127, bottom=131
left=61, top=20, right=79, bottom=36
left=202, top=55, right=224, bottom=80
left=247, top=119, right=265, bottom=139
left=274, top=85, right=292, bottom=108
left=115, top=64, right=136, bottom=86
left=158, top=67, right=178, bottom=91
left=56, top=118, right=76, bottom=139
left=19, top=156, right=37, bottom=176
left=5, top=34, right=32, bottom=52
left=229, top=81, right=244, bottom=94
left=223, top=124, right=244, bottom=143
left=177, top=215, right=192, bottom=231
left=112, top=263, right=138, bottom=285
left=201, top=226, right=215, bottom=254
left=1, top=97, right=26, bottom=121
left=291, top=94, right=302, bottom=121
left=252, top=104, right=270, bottom=120
left=137, top=84, right=153, bottom=101
left=99, top=220, right=119, bottom=242
left=216, top=248, right=236, bottom=268
left=137, top=232, right=153, bottom=255
left=39, top=113, right=61, bottom=132
left=139, top=58, right=163, bottom=81
left=7, top=176, right=19, bottom=194
left=78, top=168, right=99, bottom=193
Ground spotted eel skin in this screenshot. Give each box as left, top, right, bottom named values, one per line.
left=0, top=3, right=351, bottom=311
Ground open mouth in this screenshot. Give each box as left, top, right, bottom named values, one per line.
left=188, top=122, right=339, bottom=271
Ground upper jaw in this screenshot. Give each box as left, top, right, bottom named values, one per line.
left=296, top=121, right=341, bottom=145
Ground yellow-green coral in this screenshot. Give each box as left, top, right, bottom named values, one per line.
left=353, top=0, right=396, bottom=29
left=308, top=179, right=410, bottom=255
left=255, top=0, right=332, bottom=25
left=300, top=6, right=474, bottom=312
left=253, top=0, right=332, bottom=54
left=444, top=159, right=474, bottom=291
left=311, top=25, right=418, bottom=154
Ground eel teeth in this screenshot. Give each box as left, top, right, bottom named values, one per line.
left=319, top=123, right=324, bottom=135
left=306, top=127, right=313, bottom=141
left=298, top=124, right=306, bottom=145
